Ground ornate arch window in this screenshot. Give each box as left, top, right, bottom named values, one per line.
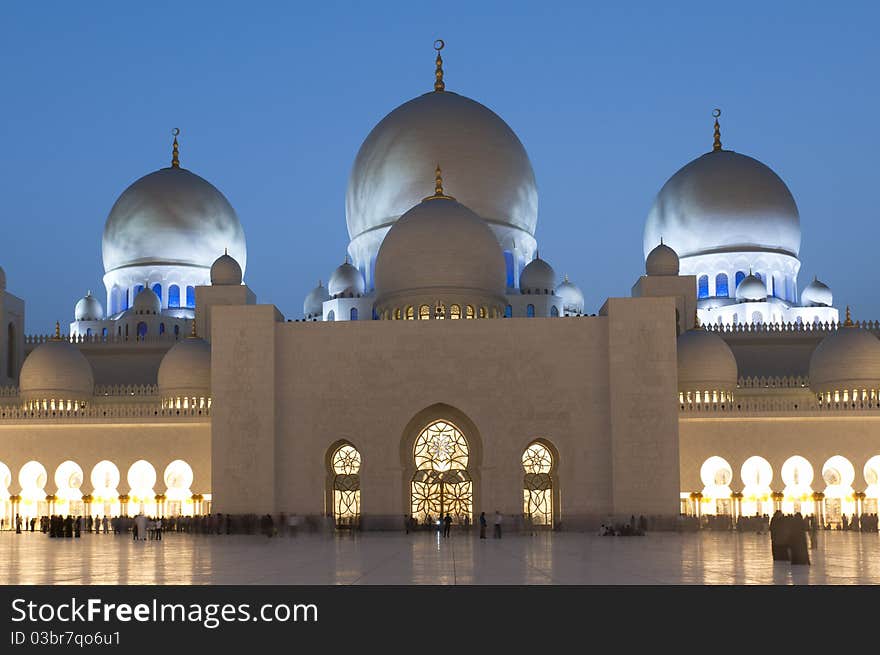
left=478, top=306, right=487, bottom=319
left=527, top=304, right=535, bottom=318
left=450, top=304, right=461, bottom=320
left=394, top=308, right=401, bottom=320
left=419, top=304, right=430, bottom=320
left=697, top=275, right=709, bottom=299
left=331, top=444, right=361, bottom=526
left=715, top=273, right=729, bottom=298
left=522, top=442, right=554, bottom=526
left=405, top=306, right=414, bottom=320
left=411, top=421, right=472, bottom=524
left=168, top=285, right=181, bottom=308
left=465, top=305, right=475, bottom=319
left=435, top=303, right=446, bottom=319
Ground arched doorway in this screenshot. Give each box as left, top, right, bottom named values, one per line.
left=163, top=460, right=194, bottom=517
left=740, top=456, right=773, bottom=517
left=410, top=420, right=472, bottom=526
left=781, top=455, right=814, bottom=515
left=522, top=441, right=556, bottom=528
left=328, top=442, right=361, bottom=528
left=699, top=456, right=733, bottom=515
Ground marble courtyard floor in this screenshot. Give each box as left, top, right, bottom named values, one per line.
left=1, top=530, right=878, bottom=585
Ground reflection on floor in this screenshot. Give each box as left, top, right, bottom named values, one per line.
left=1, top=530, right=878, bottom=585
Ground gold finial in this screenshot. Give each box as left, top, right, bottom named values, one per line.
left=433, top=39, right=445, bottom=92
left=712, top=109, right=722, bottom=152
left=424, top=164, right=455, bottom=201
left=53, top=321, right=61, bottom=340
left=844, top=305, right=853, bottom=327
left=171, top=128, right=180, bottom=168
left=189, top=319, right=198, bottom=338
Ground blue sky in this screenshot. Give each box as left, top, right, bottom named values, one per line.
left=1, top=1, right=877, bottom=332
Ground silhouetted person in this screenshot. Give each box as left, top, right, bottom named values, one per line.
left=443, top=513, right=452, bottom=538
left=404, top=514, right=411, bottom=534
left=790, top=512, right=810, bottom=565
left=494, top=511, right=502, bottom=539
left=479, top=512, right=487, bottom=539
left=770, top=511, right=789, bottom=561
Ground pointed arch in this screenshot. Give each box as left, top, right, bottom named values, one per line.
left=399, top=404, right=483, bottom=526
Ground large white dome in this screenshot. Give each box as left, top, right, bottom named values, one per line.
left=346, top=90, right=538, bottom=244
left=644, top=149, right=800, bottom=260
left=102, top=167, right=247, bottom=275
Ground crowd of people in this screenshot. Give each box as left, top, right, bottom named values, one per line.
left=770, top=511, right=813, bottom=565
left=678, top=512, right=880, bottom=534
left=598, top=515, right=649, bottom=536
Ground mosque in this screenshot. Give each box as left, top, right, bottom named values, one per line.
left=1, top=42, right=878, bottom=531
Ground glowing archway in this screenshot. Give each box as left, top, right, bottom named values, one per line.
left=781, top=455, right=814, bottom=515
left=54, top=461, right=84, bottom=516
left=740, top=456, right=773, bottom=517
left=18, top=461, right=48, bottom=520
left=864, top=456, right=880, bottom=514
left=522, top=441, right=555, bottom=527
left=163, top=460, right=195, bottom=516
left=0, top=461, right=11, bottom=526
left=328, top=443, right=361, bottom=526
left=127, top=460, right=157, bottom=515
left=822, top=455, right=855, bottom=526
left=700, top=456, right=733, bottom=515
left=90, top=460, right=120, bottom=518
left=411, top=420, right=472, bottom=524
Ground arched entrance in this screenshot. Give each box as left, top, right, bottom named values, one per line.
left=410, top=420, right=473, bottom=526
left=328, top=442, right=361, bottom=528
left=522, top=441, right=556, bottom=528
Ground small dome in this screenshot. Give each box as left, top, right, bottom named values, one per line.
left=801, top=277, right=832, bottom=307
left=303, top=281, right=330, bottom=319
left=158, top=336, right=211, bottom=398
left=677, top=328, right=738, bottom=392
left=19, top=337, right=94, bottom=402
left=374, top=196, right=506, bottom=302
left=735, top=273, right=767, bottom=302
left=556, top=276, right=584, bottom=314
left=74, top=292, right=103, bottom=321
left=328, top=261, right=365, bottom=298
left=519, top=256, right=555, bottom=294
left=645, top=242, right=680, bottom=276
left=210, top=251, right=242, bottom=286
left=132, top=287, right=161, bottom=315
left=809, top=325, right=880, bottom=394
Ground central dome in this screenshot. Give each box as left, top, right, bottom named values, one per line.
left=346, top=91, right=538, bottom=243
left=644, top=149, right=800, bottom=260
left=374, top=196, right=506, bottom=302
left=102, top=167, right=247, bottom=275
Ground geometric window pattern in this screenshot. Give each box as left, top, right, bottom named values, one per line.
left=332, top=444, right=361, bottom=524
left=522, top=442, right=553, bottom=526
left=411, top=420, right=472, bottom=524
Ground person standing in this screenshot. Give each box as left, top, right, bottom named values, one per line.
left=479, top=512, right=487, bottom=539
left=769, top=510, right=789, bottom=562
left=494, top=510, right=502, bottom=539
left=790, top=513, right=811, bottom=565
left=404, top=514, right=411, bottom=535
left=443, top=513, right=452, bottom=538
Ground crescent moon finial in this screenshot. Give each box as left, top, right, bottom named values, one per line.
left=171, top=128, right=181, bottom=168
left=712, top=109, right=722, bottom=152
left=433, top=39, right=445, bottom=92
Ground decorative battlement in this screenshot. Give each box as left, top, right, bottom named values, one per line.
left=25, top=333, right=183, bottom=346
left=737, top=375, right=808, bottom=389
left=0, top=403, right=209, bottom=420
left=94, top=384, right=159, bottom=397
left=705, top=320, right=880, bottom=335
left=680, top=396, right=880, bottom=414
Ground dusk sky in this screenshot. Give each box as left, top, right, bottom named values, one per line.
left=2, top=1, right=878, bottom=332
